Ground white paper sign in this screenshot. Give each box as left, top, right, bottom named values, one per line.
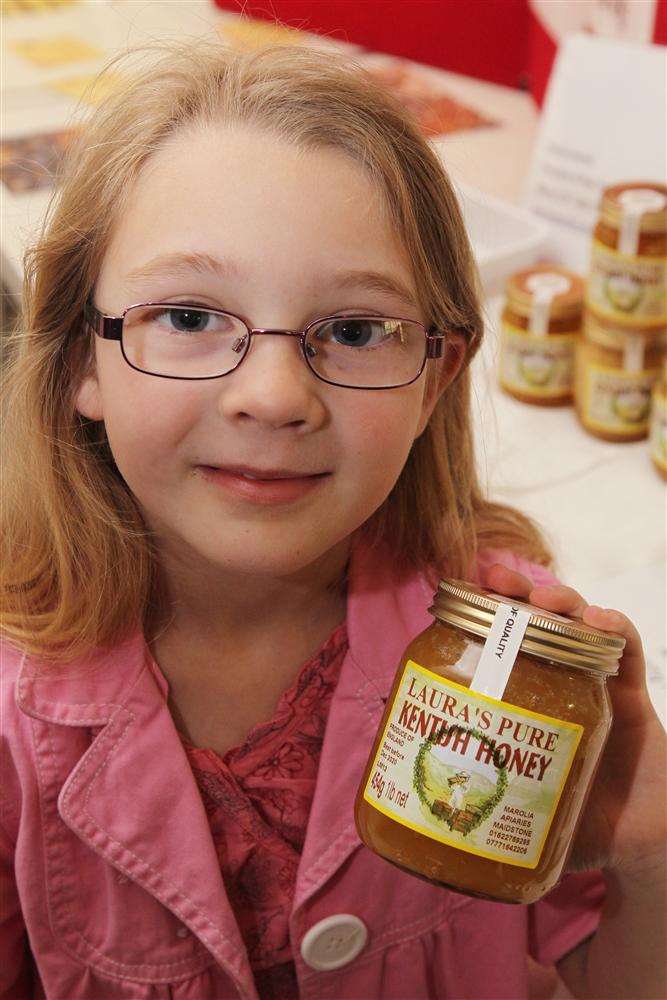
left=523, top=34, right=667, bottom=272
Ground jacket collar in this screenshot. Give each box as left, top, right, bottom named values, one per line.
left=15, top=534, right=438, bottom=723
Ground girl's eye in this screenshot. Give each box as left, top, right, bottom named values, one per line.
left=153, top=307, right=230, bottom=335
left=318, top=317, right=391, bottom=349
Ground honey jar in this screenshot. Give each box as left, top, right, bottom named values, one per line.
left=650, top=357, right=667, bottom=479
left=587, top=181, right=667, bottom=328
left=355, top=580, right=624, bottom=905
left=574, top=308, right=665, bottom=441
left=499, top=265, right=584, bottom=405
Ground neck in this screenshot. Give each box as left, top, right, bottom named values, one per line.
left=144, top=533, right=352, bottom=649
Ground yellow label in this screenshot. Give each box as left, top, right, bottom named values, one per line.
left=363, top=660, right=583, bottom=869
left=587, top=239, right=667, bottom=325
left=582, top=362, right=658, bottom=435
left=499, top=322, right=577, bottom=398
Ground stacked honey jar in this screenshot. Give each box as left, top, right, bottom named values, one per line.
left=498, top=181, right=667, bottom=479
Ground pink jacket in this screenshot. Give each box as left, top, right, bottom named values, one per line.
left=1, top=539, right=605, bottom=999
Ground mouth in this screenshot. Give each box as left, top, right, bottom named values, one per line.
left=202, top=464, right=330, bottom=481
left=197, top=465, right=331, bottom=505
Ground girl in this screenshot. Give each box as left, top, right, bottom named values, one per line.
left=1, top=38, right=664, bottom=1000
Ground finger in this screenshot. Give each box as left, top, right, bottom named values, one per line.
left=527, top=584, right=589, bottom=620
left=485, top=565, right=586, bottom=618
left=484, top=563, right=533, bottom=599
left=580, top=605, right=646, bottom=688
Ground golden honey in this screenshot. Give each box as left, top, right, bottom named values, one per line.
left=499, top=265, right=584, bottom=406
left=355, top=580, right=624, bottom=905
left=587, top=181, right=667, bottom=329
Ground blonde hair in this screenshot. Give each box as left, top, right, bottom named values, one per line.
left=1, top=39, right=554, bottom=662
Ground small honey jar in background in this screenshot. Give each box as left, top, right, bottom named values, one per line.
left=650, top=357, right=667, bottom=479
left=498, top=265, right=585, bottom=406
left=574, top=309, right=665, bottom=442
left=586, top=181, right=667, bottom=329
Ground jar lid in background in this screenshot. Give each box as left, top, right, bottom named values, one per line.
left=599, top=182, right=667, bottom=235
left=505, top=265, right=585, bottom=323
left=583, top=308, right=667, bottom=351
left=430, top=579, right=625, bottom=674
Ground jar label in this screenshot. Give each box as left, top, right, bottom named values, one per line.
left=581, top=362, right=657, bottom=435
left=500, top=323, right=578, bottom=398
left=587, top=239, right=667, bottom=325
left=650, top=390, right=667, bottom=472
left=363, top=660, right=583, bottom=869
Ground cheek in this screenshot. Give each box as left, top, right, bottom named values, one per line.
left=342, top=393, right=422, bottom=484
left=99, top=373, right=201, bottom=480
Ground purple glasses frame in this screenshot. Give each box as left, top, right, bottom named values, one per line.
left=83, top=296, right=451, bottom=390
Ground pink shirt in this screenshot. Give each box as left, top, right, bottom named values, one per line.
left=173, top=621, right=348, bottom=998
left=1, top=537, right=605, bottom=998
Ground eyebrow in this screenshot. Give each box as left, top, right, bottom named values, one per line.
left=123, top=251, right=418, bottom=310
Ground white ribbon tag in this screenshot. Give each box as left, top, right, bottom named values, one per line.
left=525, top=273, right=572, bottom=337
left=617, top=189, right=667, bottom=256
left=623, top=333, right=645, bottom=373
left=469, top=602, right=532, bottom=700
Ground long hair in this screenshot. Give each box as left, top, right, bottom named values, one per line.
left=1, top=39, right=554, bottom=662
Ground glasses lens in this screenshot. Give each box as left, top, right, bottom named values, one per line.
left=122, top=305, right=248, bottom=378
left=305, top=316, right=426, bottom=388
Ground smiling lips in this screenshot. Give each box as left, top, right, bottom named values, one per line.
left=207, top=464, right=329, bottom=481
left=198, top=464, right=331, bottom=504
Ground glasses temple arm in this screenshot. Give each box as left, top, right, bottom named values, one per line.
left=83, top=297, right=123, bottom=340
left=426, top=325, right=471, bottom=359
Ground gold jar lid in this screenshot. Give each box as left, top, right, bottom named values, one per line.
left=600, top=182, right=667, bottom=235
left=430, top=579, right=625, bottom=674
left=583, top=307, right=667, bottom=350
left=505, top=265, right=585, bottom=322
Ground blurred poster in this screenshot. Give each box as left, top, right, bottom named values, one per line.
left=0, top=128, right=78, bottom=193
left=359, top=59, right=497, bottom=138
left=9, top=35, right=103, bottom=68
left=1, top=0, right=79, bottom=14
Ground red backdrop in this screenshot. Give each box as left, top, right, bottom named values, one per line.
left=212, top=0, right=666, bottom=105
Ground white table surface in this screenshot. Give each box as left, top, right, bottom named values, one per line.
left=2, top=0, right=664, bottom=722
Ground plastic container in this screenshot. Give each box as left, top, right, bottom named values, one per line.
left=454, top=183, right=551, bottom=298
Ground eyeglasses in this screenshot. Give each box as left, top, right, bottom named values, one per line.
left=83, top=297, right=452, bottom=390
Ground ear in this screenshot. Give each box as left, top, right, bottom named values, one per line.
left=414, top=329, right=467, bottom=438
left=74, top=371, right=104, bottom=421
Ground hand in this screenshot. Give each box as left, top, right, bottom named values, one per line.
left=484, top=563, right=667, bottom=881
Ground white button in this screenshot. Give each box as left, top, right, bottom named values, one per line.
left=300, top=914, right=368, bottom=971
left=176, top=927, right=189, bottom=938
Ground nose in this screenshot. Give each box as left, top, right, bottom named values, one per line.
left=216, top=329, right=327, bottom=431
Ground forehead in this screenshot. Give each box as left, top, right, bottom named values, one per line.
left=98, top=124, right=417, bottom=303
